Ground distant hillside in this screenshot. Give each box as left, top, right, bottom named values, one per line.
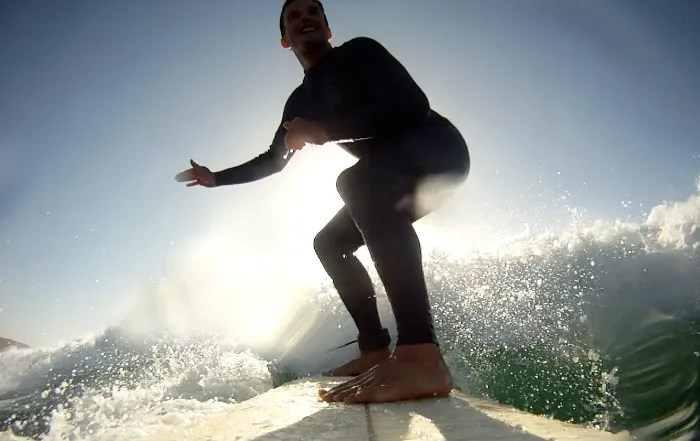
left=0, top=337, right=29, bottom=352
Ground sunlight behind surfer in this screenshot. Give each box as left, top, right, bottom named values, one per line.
left=176, top=0, right=470, bottom=404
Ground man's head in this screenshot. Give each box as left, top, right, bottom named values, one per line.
left=279, top=0, right=331, bottom=51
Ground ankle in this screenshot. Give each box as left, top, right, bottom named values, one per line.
left=360, top=347, right=391, bottom=358
left=392, top=343, right=443, bottom=360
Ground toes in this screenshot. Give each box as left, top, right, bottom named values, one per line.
left=343, top=392, right=359, bottom=404
left=319, top=386, right=355, bottom=402
left=336, top=374, right=388, bottom=404
left=319, top=388, right=342, bottom=402
left=319, top=362, right=396, bottom=403
left=334, top=385, right=363, bottom=402
left=330, top=372, right=368, bottom=391
left=319, top=369, right=385, bottom=402
left=324, top=379, right=367, bottom=401
left=318, top=379, right=358, bottom=402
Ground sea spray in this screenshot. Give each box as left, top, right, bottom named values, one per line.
left=1, top=332, right=271, bottom=439
left=1, top=180, right=699, bottom=439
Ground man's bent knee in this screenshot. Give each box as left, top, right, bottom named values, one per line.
left=335, top=166, right=362, bottom=202
left=314, top=227, right=360, bottom=263
left=313, top=230, right=334, bottom=261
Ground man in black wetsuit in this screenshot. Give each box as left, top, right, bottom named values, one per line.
left=176, top=0, right=470, bottom=404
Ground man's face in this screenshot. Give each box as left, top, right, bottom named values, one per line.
left=282, top=0, right=330, bottom=51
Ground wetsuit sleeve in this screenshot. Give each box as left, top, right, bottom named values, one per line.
left=213, top=94, right=299, bottom=186
left=322, top=37, right=430, bottom=141
left=213, top=125, right=292, bottom=186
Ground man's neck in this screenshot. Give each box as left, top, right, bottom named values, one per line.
left=296, top=42, right=333, bottom=70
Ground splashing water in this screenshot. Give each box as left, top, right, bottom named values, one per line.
left=1, top=180, right=699, bottom=440
left=0, top=330, right=272, bottom=440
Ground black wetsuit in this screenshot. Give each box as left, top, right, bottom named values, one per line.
left=215, top=37, right=470, bottom=352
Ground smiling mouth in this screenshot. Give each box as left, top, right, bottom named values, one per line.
left=300, top=26, right=319, bottom=35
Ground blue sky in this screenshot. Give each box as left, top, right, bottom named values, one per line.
left=1, top=0, right=698, bottom=346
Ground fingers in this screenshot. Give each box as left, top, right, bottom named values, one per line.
left=190, top=159, right=207, bottom=176
left=177, top=160, right=206, bottom=181
left=175, top=168, right=194, bottom=182
left=284, top=119, right=308, bottom=151
left=177, top=159, right=215, bottom=188
left=283, top=117, right=303, bottom=131
left=175, top=159, right=201, bottom=182
left=284, top=132, right=305, bottom=151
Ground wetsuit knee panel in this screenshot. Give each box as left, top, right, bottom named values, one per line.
left=313, top=213, right=365, bottom=259
left=335, top=166, right=359, bottom=200
left=312, top=230, right=331, bottom=258
left=314, top=228, right=347, bottom=259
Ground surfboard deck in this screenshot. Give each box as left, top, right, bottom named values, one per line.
left=138, top=376, right=624, bottom=440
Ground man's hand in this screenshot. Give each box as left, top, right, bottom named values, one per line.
left=175, top=159, right=216, bottom=187
left=283, top=117, right=329, bottom=151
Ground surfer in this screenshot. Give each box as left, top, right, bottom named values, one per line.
left=176, top=0, right=470, bottom=404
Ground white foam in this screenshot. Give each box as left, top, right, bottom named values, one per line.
left=644, top=177, right=700, bottom=250
left=0, top=333, right=272, bottom=440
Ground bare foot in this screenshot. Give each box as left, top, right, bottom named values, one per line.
left=322, top=348, right=391, bottom=377
left=318, top=344, right=453, bottom=403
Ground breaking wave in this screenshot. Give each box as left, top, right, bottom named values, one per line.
left=2, top=178, right=699, bottom=440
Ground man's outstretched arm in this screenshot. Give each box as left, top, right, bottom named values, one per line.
left=213, top=124, right=293, bottom=186
left=200, top=87, right=303, bottom=187
left=175, top=115, right=296, bottom=188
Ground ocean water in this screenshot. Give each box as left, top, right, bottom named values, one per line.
left=1, top=181, right=699, bottom=440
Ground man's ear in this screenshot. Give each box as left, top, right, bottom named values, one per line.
left=327, top=28, right=332, bottom=39
left=281, top=38, right=291, bottom=49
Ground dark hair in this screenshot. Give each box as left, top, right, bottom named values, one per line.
left=279, top=0, right=329, bottom=38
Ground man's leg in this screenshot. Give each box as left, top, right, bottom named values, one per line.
left=319, top=121, right=470, bottom=403
left=314, top=207, right=392, bottom=376
left=336, top=162, right=438, bottom=347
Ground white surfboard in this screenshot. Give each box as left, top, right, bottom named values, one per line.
left=139, top=376, right=627, bottom=440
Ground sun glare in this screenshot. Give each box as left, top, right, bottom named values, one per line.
left=269, top=144, right=357, bottom=281
left=175, top=230, right=308, bottom=346
left=286, top=144, right=353, bottom=218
